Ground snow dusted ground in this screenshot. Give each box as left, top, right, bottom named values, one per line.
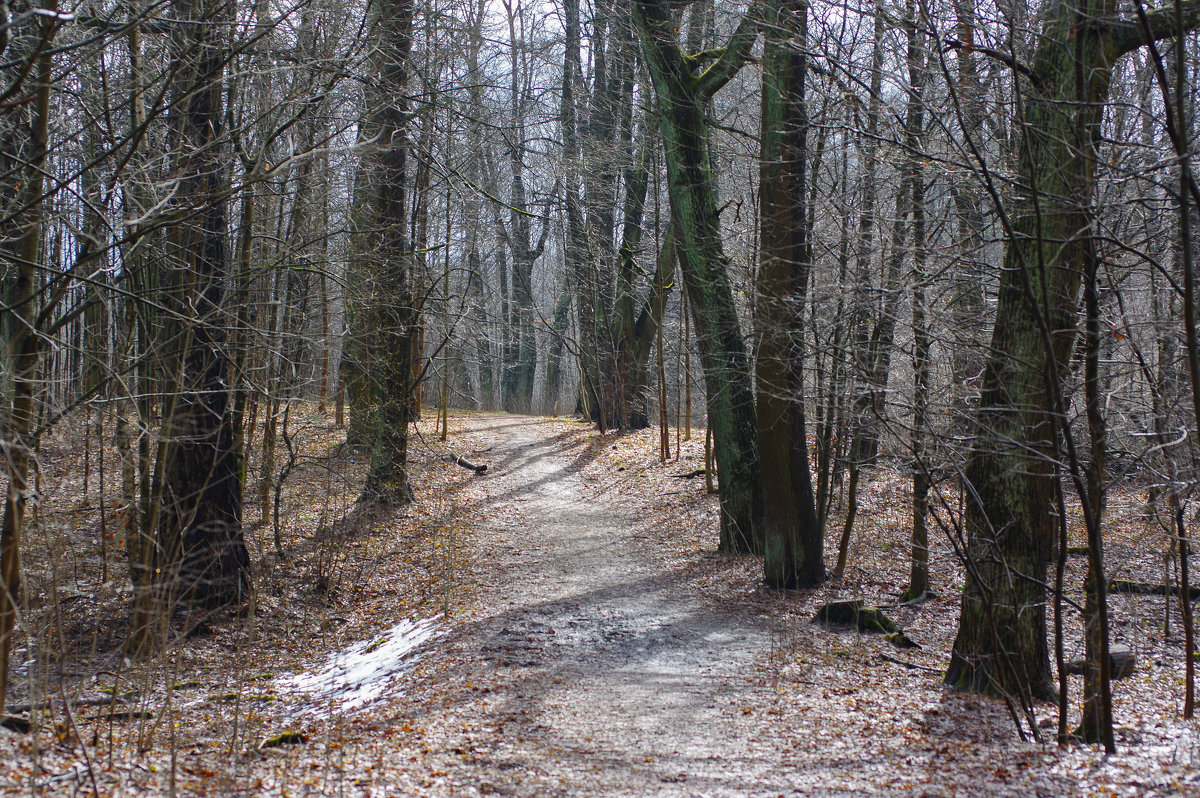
left=280, top=617, right=441, bottom=715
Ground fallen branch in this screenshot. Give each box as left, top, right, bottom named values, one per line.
left=86, top=710, right=154, bottom=722
left=449, top=453, right=487, bottom=474
left=875, top=653, right=940, bottom=673
left=5, top=695, right=125, bottom=714
left=1109, top=578, right=1200, bottom=600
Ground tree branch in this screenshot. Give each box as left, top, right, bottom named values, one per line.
left=943, top=37, right=1042, bottom=90
left=1109, top=0, right=1200, bottom=58
left=695, top=3, right=763, bottom=97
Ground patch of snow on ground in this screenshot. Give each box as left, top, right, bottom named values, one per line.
left=280, top=617, right=440, bottom=715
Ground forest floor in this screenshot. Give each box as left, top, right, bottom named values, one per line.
left=3, top=410, right=1200, bottom=796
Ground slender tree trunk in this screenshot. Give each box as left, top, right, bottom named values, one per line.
left=1078, top=219, right=1114, bottom=749
left=905, top=3, right=930, bottom=601
left=948, top=0, right=988, bottom=401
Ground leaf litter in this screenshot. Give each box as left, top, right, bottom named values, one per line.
left=3, top=409, right=1200, bottom=795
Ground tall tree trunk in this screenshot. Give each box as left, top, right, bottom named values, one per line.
left=357, top=0, right=416, bottom=505
left=1078, top=210, right=1114, bottom=748
left=846, top=0, right=886, bottom=469
left=0, top=8, right=52, bottom=714
left=904, top=4, right=930, bottom=601
left=634, top=0, right=763, bottom=553
left=757, top=0, right=822, bottom=588
left=560, top=0, right=600, bottom=426
left=835, top=2, right=888, bottom=575
left=945, top=0, right=1197, bottom=699
left=156, top=0, right=250, bottom=607
left=120, top=6, right=163, bottom=655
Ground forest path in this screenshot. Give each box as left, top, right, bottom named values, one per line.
left=404, top=414, right=791, bottom=796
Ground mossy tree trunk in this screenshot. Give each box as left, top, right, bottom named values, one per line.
left=945, top=0, right=1200, bottom=700
left=633, top=0, right=764, bottom=553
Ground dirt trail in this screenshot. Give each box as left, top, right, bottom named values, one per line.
left=385, top=415, right=1129, bottom=797
left=407, top=415, right=789, bottom=796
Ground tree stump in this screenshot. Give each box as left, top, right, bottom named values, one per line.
left=813, top=600, right=900, bottom=635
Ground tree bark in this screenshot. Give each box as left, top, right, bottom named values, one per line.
left=633, top=0, right=764, bottom=553
left=756, top=0, right=823, bottom=588
left=357, top=0, right=417, bottom=506
left=0, top=8, right=51, bottom=713
left=155, top=0, right=250, bottom=608
left=904, top=1, right=930, bottom=602
left=945, top=0, right=1199, bottom=700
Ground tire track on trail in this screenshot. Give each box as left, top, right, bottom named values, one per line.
left=405, top=415, right=790, bottom=796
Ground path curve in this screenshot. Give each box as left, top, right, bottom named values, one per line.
left=410, top=415, right=787, bottom=796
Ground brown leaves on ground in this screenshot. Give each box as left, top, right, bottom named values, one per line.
left=2, top=410, right=1199, bottom=796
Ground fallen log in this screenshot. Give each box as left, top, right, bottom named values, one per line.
left=256, top=731, right=308, bottom=750
left=1109, top=579, right=1200, bottom=600
left=5, top=695, right=125, bottom=714
left=87, top=710, right=154, bottom=722
left=876, top=653, right=939, bottom=673
left=449, top=453, right=487, bottom=474
left=1, top=715, right=30, bottom=733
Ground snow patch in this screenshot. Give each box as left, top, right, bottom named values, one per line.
left=280, top=617, right=440, bottom=715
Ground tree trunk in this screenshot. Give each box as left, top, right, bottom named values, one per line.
left=357, top=0, right=417, bottom=505
left=0, top=24, right=50, bottom=711
left=156, top=0, right=250, bottom=607
left=944, top=0, right=1195, bottom=700
left=634, top=0, right=764, bottom=553
left=904, top=2, right=930, bottom=602
left=756, top=0, right=823, bottom=588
